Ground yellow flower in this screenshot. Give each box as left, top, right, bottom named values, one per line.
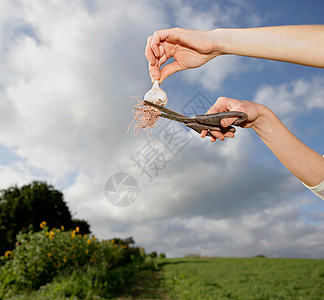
left=63, top=256, right=67, bottom=263
left=61, top=225, right=65, bottom=231
left=111, top=239, right=115, bottom=244
left=49, top=231, right=55, bottom=239
left=54, top=261, right=60, bottom=268
left=92, top=236, right=96, bottom=241
left=71, top=232, right=76, bottom=239
left=75, top=227, right=80, bottom=233
left=40, top=221, right=47, bottom=229
left=87, top=239, right=91, bottom=245
left=78, top=234, right=82, bottom=238
left=45, top=232, right=49, bottom=236
left=47, top=253, right=52, bottom=258
left=5, top=251, right=13, bottom=259
left=56, top=229, right=60, bottom=233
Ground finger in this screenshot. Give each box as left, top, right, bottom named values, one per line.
left=150, top=29, right=176, bottom=58
left=149, top=71, right=154, bottom=83
left=149, top=63, right=161, bottom=81
left=201, top=129, right=208, bottom=138
left=159, top=45, right=165, bottom=59
left=220, top=117, right=239, bottom=128
left=151, top=31, right=164, bottom=58
left=145, top=36, right=156, bottom=66
left=211, top=136, right=217, bottom=142
left=157, top=53, right=168, bottom=69
left=159, top=61, right=183, bottom=83
left=205, top=101, right=225, bottom=115
left=209, top=131, right=225, bottom=141
left=224, top=132, right=235, bottom=138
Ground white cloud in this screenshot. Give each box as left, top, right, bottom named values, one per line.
left=254, top=77, right=324, bottom=120
left=93, top=195, right=324, bottom=259
left=169, top=0, right=262, bottom=30
left=162, top=0, right=262, bottom=92
left=182, top=55, right=243, bottom=91
left=0, top=163, right=42, bottom=189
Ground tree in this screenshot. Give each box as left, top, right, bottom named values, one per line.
left=0, top=181, right=90, bottom=254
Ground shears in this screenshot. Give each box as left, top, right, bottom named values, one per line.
left=143, top=100, right=248, bottom=137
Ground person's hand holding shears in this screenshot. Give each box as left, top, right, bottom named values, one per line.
left=143, top=98, right=249, bottom=142
left=200, top=97, right=267, bottom=142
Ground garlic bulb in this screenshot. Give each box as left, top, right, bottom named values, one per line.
left=144, top=80, right=168, bottom=107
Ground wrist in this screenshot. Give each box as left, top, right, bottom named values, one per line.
left=210, top=28, right=234, bottom=55
left=209, top=28, right=228, bottom=55
left=250, top=105, right=275, bottom=135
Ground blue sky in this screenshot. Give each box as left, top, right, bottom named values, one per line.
left=0, top=0, right=323, bottom=258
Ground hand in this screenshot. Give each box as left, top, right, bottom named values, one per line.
left=145, top=28, right=224, bottom=83
left=201, top=97, right=266, bottom=142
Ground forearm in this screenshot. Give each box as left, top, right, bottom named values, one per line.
left=252, top=107, right=324, bottom=187
left=213, top=25, right=324, bottom=68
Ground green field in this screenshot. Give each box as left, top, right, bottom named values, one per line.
left=153, top=257, right=324, bottom=300
left=2, top=227, right=324, bottom=300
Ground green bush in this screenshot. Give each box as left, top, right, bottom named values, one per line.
left=0, top=222, right=148, bottom=299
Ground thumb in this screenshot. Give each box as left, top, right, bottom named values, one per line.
left=159, top=61, right=183, bottom=83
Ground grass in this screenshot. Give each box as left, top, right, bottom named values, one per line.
left=2, top=256, right=324, bottom=299
left=159, top=257, right=324, bottom=300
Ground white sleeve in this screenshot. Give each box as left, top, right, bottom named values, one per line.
left=303, top=179, right=324, bottom=200
left=302, top=154, right=324, bottom=200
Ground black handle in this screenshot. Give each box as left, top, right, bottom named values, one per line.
left=185, top=122, right=236, bottom=134
left=195, top=111, right=248, bottom=127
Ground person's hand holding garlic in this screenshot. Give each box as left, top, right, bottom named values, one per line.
left=145, top=28, right=222, bottom=83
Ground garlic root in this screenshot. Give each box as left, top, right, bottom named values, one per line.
left=128, top=97, right=161, bottom=136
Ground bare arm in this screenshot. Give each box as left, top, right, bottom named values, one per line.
left=202, top=97, right=324, bottom=187
left=146, top=25, right=324, bottom=82
left=214, top=25, right=324, bottom=68
left=253, top=107, right=324, bottom=187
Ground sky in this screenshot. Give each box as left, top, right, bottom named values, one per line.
left=0, top=0, right=324, bottom=258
